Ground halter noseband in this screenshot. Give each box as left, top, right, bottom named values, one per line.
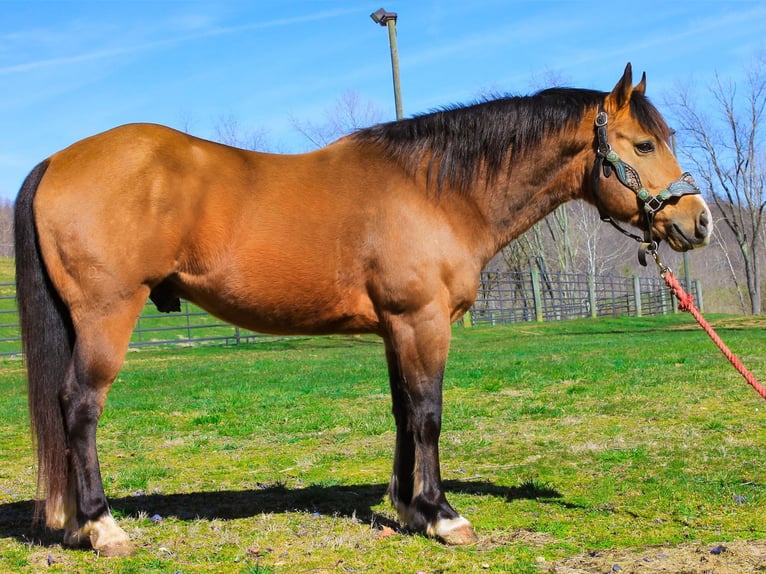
left=591, top=108, right=701, bottom=265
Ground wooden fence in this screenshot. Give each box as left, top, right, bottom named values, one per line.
left=0, top=271, right=699, bottom=357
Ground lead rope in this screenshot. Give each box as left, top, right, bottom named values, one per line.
left=651, top=252, right=766, bottom=400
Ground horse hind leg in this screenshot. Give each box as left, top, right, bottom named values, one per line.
left=58, top=292, right=148, bottom=556
left=58, top=359, right=129, bottom=556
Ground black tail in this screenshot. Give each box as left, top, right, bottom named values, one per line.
left=14, top=160, right=75, bottom=524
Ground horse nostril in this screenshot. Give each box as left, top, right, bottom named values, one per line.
left=697, top=209, right=711, bottom=239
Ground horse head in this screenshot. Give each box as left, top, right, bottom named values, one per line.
left=589, top=64, right=712, bottom=257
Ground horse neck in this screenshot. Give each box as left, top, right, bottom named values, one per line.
left=478, top=131, right=593, bottom=257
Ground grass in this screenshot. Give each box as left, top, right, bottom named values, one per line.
left=1, top=315, right=765, bottom=573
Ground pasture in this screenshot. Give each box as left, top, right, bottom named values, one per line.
left=1, top=315, right=765, bottom=573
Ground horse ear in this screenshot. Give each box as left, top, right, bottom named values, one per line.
left=604, top=63, right=634, bottom=112
left=634, top=71, right=647, bottom=95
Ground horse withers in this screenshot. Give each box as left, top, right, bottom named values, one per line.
left=14, top=64, right=711, bottom=555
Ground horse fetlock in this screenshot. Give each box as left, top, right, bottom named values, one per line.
left=393, top=497, right=477, bottom=545
left=426, top=516, right=478, bottom=545
left=392, top=500, right=419, bottom=530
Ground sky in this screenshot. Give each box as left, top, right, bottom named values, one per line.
left=1, top=0, right=766, bottom=201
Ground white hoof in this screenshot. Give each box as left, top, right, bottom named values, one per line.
left=64, top=515, right=135, bottom=556
left=427, top=516, right=478, bottom=545
left=89, top=515, right=134, bottom=556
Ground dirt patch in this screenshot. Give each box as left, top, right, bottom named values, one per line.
left=709, top=316, right=766, bottom=330
left=547, top=540, right=766, bottom=573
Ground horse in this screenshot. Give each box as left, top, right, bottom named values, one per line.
left=14, top=64, right=711, bottom=556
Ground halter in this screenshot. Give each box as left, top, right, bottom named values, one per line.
left=591, top=107, right=701, bottom=265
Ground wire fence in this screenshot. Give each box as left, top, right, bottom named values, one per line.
left=0, top=270, right=699, bottom=358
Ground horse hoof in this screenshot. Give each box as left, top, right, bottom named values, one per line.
left=96, top=539, right=135, bottom=557
left=88, top=515, right=135, bottom=557
left=429, top=516, right=479, bottom=546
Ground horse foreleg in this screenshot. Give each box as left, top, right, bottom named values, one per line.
left=58, top=298, right=145, bottom=556
left=383, top=308, right=478, bottom=545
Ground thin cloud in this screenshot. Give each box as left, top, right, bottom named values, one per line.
left=0, top=7, right=361, bottom=76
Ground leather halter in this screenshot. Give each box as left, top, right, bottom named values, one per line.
left=591, top=107, right=702, bottom=265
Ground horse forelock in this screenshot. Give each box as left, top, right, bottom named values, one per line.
left=353, top=87, right=607, bottom=194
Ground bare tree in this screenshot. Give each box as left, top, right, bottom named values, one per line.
left=668, top=55, right=766, bottom=314
left=565, top=200, right=635, bottom=276
left=213, top=113, right=271, bottom=151
left=497, top=200, right=635, bottom=276
left=292, top=90, right=385, bottom=148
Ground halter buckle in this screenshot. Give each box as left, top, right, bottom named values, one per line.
left=644, top=195, right=665, bottom=214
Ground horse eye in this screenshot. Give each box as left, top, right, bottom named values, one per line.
left=635, top=141, right=655, bottom=154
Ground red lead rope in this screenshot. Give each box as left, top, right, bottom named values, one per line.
left=662, top=269, right=766, bottom=400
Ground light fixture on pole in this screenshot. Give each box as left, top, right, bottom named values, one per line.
left=370, top=8, right=403, bottom=120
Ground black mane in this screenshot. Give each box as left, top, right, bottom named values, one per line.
left=353, top=87, right=671, bottom=193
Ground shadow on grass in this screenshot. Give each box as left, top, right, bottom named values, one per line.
left=0, top=479, right=562, bottom=547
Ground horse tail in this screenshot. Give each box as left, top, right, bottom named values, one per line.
left=14, top=159, right=74, bottom=524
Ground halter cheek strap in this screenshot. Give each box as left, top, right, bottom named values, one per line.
left=591, top=108, right=702, bottom=265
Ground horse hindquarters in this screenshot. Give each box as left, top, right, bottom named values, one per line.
left=15, top=162, right=140, bottom=556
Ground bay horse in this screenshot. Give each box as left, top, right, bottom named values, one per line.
left=14, top=64, right=711, bottom=556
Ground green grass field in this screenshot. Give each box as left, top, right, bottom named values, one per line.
left=1, top=314, right=765, bottom=572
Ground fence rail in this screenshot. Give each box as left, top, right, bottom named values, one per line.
left=467, top=270, right=700, bottom=326
left=0, top=271, right=699, bottom=357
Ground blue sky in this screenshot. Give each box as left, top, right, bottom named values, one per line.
left=1, top=0, right=765, bottom=201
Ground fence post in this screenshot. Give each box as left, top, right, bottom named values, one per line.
left=530, top=267, right=544, bottom=322
left=658, top=278, right=669, bottom=314
left=632, top=275, right=642, bottom=317
left=588, top=273, right=597, bottom=318
left=184, top=300, right=192, bottom=340
left=695, top=279, right=704, bottom=312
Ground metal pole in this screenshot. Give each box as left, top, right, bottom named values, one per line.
left=385, top=18, right=403, bottom=120
left=371, top=9, right=403, bottom=120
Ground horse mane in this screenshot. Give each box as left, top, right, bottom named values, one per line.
left=353, top=87, right=672, bottom=194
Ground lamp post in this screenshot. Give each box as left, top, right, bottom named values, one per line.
left=370, top=8, right=403, bottom=120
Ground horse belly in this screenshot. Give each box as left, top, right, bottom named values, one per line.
left=180, top=281, right=380, bottom=336
left=174, top=244, right=381, bottom=336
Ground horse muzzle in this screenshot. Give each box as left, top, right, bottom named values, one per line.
left=657, top=196, right=712, bottom=252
